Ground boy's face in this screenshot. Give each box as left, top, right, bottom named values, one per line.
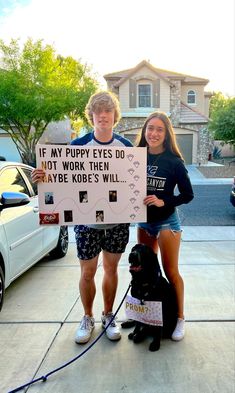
left=92, top=108, right=115, bottom=133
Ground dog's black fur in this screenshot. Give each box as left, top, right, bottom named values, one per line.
left=126, top=244, right=178, bottom=351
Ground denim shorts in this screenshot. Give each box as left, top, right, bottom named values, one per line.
left=74, top=223, right=130, bottom=260
left=138, top=210, right=181, bottom=238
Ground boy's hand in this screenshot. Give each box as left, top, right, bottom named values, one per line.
left=31, top=168, right=45, bottom=183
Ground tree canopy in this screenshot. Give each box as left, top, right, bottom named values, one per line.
left=0, top=38, right=99, bottom=164
left=209, top=92, right=235, bottom=149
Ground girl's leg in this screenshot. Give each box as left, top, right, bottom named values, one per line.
left=157, top=230, right=184, bottom=319
left=137, top=227, right=159, bottom=254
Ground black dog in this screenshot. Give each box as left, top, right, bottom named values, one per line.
left=125, top=244, right=177, bottom=351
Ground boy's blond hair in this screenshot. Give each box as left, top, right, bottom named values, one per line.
left=85, top=91, right=121, bottom=127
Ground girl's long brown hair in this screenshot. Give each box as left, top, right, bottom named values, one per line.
left=137, top=111, right=184, bottom=160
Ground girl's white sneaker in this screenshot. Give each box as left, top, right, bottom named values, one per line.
left=171, top=318, right=185, bottom=341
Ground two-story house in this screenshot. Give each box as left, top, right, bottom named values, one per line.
left=104, top=60, right=212, bottom=164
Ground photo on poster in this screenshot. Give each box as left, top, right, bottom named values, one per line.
left=79, top=191, right=88, bottom=203
left=109, top=190, right=117, bottom=202
left=64, top=210, right=73, bottom=222
left=96, top=210, right=104, bottom=222
left=45, top=192, right=54, bottom=204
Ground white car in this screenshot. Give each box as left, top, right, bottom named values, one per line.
left=0, top=161, right=69, bottom=310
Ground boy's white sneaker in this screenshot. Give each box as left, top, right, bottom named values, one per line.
left=101, top=312, right=121, bottom=341
left=75, top=315, right=95, bottom=344
left=171, top=318, right=185, bottom=341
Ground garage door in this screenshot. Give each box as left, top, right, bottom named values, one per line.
left=176, top=134, right=193, bottom=164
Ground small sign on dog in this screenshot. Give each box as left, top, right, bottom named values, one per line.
left=125, top=295, right=163, bottom=326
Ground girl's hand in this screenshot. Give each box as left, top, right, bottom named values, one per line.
left=143, top=195, right=165, bottom=207
left=31, top=168, right=45, bottom=183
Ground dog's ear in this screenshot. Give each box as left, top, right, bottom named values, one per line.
left=129, top=249, right=141, bottom=265
left=141, top=244, right=162, bottom=275
left=131, top=244, right=141, bottom=253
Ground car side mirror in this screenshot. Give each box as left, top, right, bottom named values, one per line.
left=0, top=192, right=30, bottom=211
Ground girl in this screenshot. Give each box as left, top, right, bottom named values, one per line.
left=137, top=111, right=194, bottom=341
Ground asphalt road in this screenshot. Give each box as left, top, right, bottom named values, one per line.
left=178, top=184, right=235, bottom=226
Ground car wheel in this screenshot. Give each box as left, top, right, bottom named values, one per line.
left=49, top=226, right=69, bottom=259
left=0, top=265, right=5, bottom=311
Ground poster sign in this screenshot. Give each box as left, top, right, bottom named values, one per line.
left=125, top=295, right=163, bottom=326
left=36, top=144, right=147, bottom=226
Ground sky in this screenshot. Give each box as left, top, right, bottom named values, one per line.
left=0, top=0, right=234, bottom=96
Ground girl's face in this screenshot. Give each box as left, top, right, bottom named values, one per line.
left=145, top=117, right=166, bottom=153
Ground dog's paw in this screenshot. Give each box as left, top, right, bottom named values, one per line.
left=128, top=332, right=134, bottom=340
left=149, top=340, right=160, bottom=352
left=121, top=319, right=136, bottom=329
left=132, top=333, right=146, bottom=344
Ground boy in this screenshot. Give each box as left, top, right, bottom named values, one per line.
left=32, top=91, right=132, bottom=343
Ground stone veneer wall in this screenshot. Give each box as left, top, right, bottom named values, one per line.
left=114, top=118, right=145, bottom=133
left=170, top=81, right=181, bottom=125
left=169, top=80, right=210, bottom=164
left=197, top=126, right=210, bottom=164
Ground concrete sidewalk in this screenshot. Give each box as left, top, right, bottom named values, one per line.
left=186, top=164, right=234, bottom=185
left=0, top=224, right=234, bottom=393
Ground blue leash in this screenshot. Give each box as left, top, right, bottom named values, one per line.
left=8, top=284, right=131, bottom=393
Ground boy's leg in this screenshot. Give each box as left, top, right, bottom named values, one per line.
left=75, top=257, right=99, bottom=344
left=101, top=224, right=130, bottom=340
left=102, top=251, right=122, bottom=314
left=74, top=225, right=102, bottom=344
left=79, top=256, right=99, bottom=316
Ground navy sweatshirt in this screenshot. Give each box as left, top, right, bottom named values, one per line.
left=146, top=150, right=194, bottom=222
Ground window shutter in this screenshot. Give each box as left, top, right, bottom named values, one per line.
left=129, top=79, right=136, bottom=108
left=152, top=79, right=160, bottom=108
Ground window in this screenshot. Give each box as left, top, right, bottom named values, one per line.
left=0, top=167, right=29, bottom=196
left=138, top=84, right=151, bottom=107
left=187, top=90, right=196, bottom=105
left=21, top=167, right=38, bottom=195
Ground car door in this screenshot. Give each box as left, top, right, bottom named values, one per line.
left=0, top=165, right=43, bottom=280
left=20, top=166, right=61, bottom=253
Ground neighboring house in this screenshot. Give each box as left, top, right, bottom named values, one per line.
left=104, top=60, right=212, bottom=164
left=0, top=129, right=21, bottom=161
left=0, top=120, right=72, bottom=163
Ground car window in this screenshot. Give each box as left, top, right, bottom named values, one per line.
left=21, top=167, right=38, bottom=195
left=0, top=167, right=30, bottom=196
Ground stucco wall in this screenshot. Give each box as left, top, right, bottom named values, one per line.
left=181, top=84, right=206, bottom=115
left=214, top=141, right=235, bottom=157
left=118, top=66, right=171, bottom=113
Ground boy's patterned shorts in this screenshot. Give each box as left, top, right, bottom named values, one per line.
left=74, top=223, right=130, bottom=260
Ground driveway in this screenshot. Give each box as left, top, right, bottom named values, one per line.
left=0, top=226, right=234, bottom=393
